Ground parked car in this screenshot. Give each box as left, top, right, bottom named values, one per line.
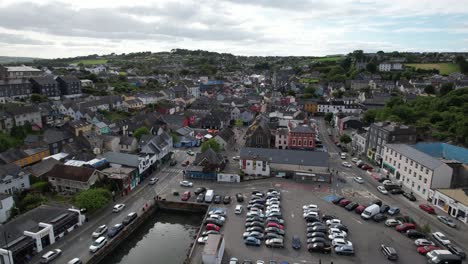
left=414, top=239, right=435, bottom=247
left=307, top=237, right=326, bottom=244
left=41, top=249, right=62, bottom=263
left=169, top=160, right=177, bottom=166
left=246, top=221, right=264, bottom=228
left=214, top=195, right=222, bottom=204
left=406, top=230, right=426, bottom=239
left=197, top=193, right=205, bottom=202
left=342, top=162, right=352, bottom=168
left=396, top=223, right=415, bottom=232
left=403, top=192, right=417, bottom=201
left=432, top=232, right=451, bottom=246
left=202, top=230, right=220, bottom=236
left=332, top=224, right=349, bottom=233
left=292, top=235, right=301, bottom=249
left=354, top=205, right=366, bottom=214
left=335, top=244, right=354, bottom=255
left=321, top=214, right=336, bottom=221
left=236, top=193, right=245, bottom=202
left=194, top=187, right=206, bottom=195
left=181, top=191, right=191, bottom=201
left=339, top=199, right=351, bottom=207
left=307, top=232, right=326, bottom=239
left=205, top=223, right=220, bottom=231
left=107, top=223, right=124, bottom=238
left=148, top=177, right=158, bottom=185
left=265, top=227, right=285, bottom=235
left=436, top=216, right=457, bottom=228
left=371, top=199, right=383, bottom=206
left=223, top=195, right=232, bottom=204
left=197, top=235, right=209, bottom=244
left=419, top=204, right=436, bottom=214
left=244, top=237, right=261, bottom=246
left=243, top=231, right=264, bottom=240
left=179, top=181, right=193, bottom=187
left=122, top=212, right=138, bottom=225
left=307, top=242, right=332, bottom=254
left=377, top=186, right=389, bottom=194
left=92, top=225, right=108, bottom=238
left=267, top=222, right=283, bottom=229
left=390, top=188, right=404, bottom=195
left=381, top=244, right=398, bottom=260
left=265, top=238, right=284, bottom=248
left=373, top=213, right=387, bottom=222
left=332, top=197, right=344, bottom=204
left=67, top=258, right=82, bottom=264
left=89, top=237, right=107, bottom=253
left=247, top=226, right=264, bottom=233
left=380, top=204, right=390, bottom=213
left=446, top=244, right=466, bottom=259
left=265, top=232, right=283, bottom=240
left=418, top=245, right=439, bottom=255
left=387, top=207, right=400, bottom=216
left=112, top=204, right=125, bottom=213
left=353, top=177, right=364, bottom=184
left=326, top=219, right=341, bottom=226
left=385, top=219, right=402, bottom=227
left=205, top=218, right=224, bottom=226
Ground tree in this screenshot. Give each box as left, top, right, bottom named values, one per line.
left=201, top=139, right=221, bottom=152
left=74, top=188, right=111, bottom=212
left=340, top=134, right=352, bottom=144
left=235, top=119, right=243, bottom=127
left=324, top=113, right=333, bottom=124
left=286, top=90, right=296, bottom=96
left=363, top=109, right=378, bottom=125
left=424, top=85, right=435, bottom=94
left=366, top=62, right=377, bottom=73
left=133, top=127, right=150, bottom=140
left=440, top=83, right=454, bottom=96
left=31, top=93, right=47, bottom=103
left=302, top=85, right=316, bottom=99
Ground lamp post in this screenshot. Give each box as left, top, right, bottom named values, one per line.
left=3, top=232, right=13, bottom=264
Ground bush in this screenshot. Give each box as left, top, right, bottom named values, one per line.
left=74, top=188, right=112, bottom=212
left=31, top=181, right=50, bottom=193
left=19, top=193, right=46, bottom=211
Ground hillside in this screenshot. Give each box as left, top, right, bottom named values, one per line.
left=0, top=56, right=40, bottom=64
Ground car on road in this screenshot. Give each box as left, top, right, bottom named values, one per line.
left=342, top=162, right=352, bottom=168
left=182, top=160, right=189, bottom=166
left=419, top=204, right=436, bottom=214
left=122, top=212, right=138, bottom=225
left=194, top=187, right=206, bottom=195
left=236, top=193, right=244, bottom=202
left=223, top=195, right=232, bottom=204
left=187, top=150, right=195, bottom=156
left=67, top=258, right=82, bottom=264
left=235, top=205, right=243, bottom=215
left=406, top=230, right=426, bottom=239
left=396, top=223, right=415, bottom=232
left=381, top=244, right=398, bottom=261
left=436, top=216, right=456, bottom=228
left=403, top=192, right=417, bottom=201
left=265, top=238, right=284, bottom=248
left=377, top=186, right=389, bottom=194
left=229, top=258, right=239, bottom=264
left=335, top=244, right=354, bottom=255
left=432, top=232, right=451, bottom=246
left=205, top=223, right=220, bottom=231
left=89, top=236, right=107, bottom=253
left=446, top=244, right=466, bottom=259
left=197, top=193, right=205, bottom=202
left=292, top=235, right=301, bottom=249
left=107, top=223, right=124, bottom=238
left=387, top=207, right=400, bottom=216
left=390, top=188, right=404, bottom=195
left=418, top=245, right=439, bottom=255
left=353, top=177, right=364, bottom=184
left=41, top=249, right=62, bottom=263
left=307, top=242, right=332, bottom=254
left=148, top=177, right=158, bottom=185
left=181, top=191, right=191, bottom=201
left=112, top=203, right=125, bottom=213
left=244, top=236, right=261, bottom=246
left=351, top=157, right=359, bottom=163
left=385, top=219, right=402, bottom=227
left=361, top=164, right=373, bottom=171
left=179, top=181, right=193, bottom=187
left=414, top=239, right=435, bottom=247
left=92, top=225, right=108, bottom=238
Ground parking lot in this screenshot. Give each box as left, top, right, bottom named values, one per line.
left=173, top=177, right=430, bottom=264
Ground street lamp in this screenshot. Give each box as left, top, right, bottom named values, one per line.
left=3, top=232, right=13, bottom=264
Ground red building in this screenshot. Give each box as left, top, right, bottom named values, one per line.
left=288, top=124, right=316, bottom=150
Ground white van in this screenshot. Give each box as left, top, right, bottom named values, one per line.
left=235, top=205, right=243, bottom=215
left=340, top=153, right=347, bottom=159
left=427, top=250, right=452, bottom=259
left=205, top=190, right=214, bottom=203
left=361, top=204, right=380, bottom=219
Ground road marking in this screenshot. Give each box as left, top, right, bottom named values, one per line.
left=291, top=213, right=294, bottom=218
left=353, top=218, right=363, bottom=224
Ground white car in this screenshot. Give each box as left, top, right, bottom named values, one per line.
left=92, top=225, right=108, bottom=238
left=329, top=233, right=347, bottom=240
left=209, top=214, right=226, bottom=222
left=377, top=186, right=388, bottom=195
left=179, top=181, right=193, bottom=187
left=329, top=228, right=347, bottom=237
left=197, top=235, right=209, bottom=244
left=326, top=219, right=341, bottom=226
left=351, top=157, right=359, bottom=163
left=266, top=208, right=281, bottom=214
left=342, top=162, right=352, bottom=168
left=432, top=232, right=451, bottom=245
left=332, top=238, right=352, bottom=247
left=302, top=204, right=318, bottom=211
left=414, top=239, right=435, bottom=247
left=149, top=177, right=158, bottom=185
left=112, top=204, right=125, bottom=213
left=89, top=236, right=107, bottom=253
left=187, top=150, right=195, bottom=156
left=303, top=211, right=319, bottom=218
left=232, top=156, right=240, bottom=160
left=229, top=258, right=239, bottom=264
left=267, top=205, right=280, bottom=211
left=353, top=177, right=364, bottom=184
left=384, top=219, right=402, bottom=227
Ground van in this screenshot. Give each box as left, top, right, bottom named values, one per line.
left=235, top=205, right=243, bottom=215
left=427, top=250, right=453, bottom=259
left=361, top=204, right=380, bottom=219
left=428, top=254, right=462, bottom=264
left=205, top=190, right=214, bottom=203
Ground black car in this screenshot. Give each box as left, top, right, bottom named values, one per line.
left=403, top=192, right=417, bottom=202
left=446, top=244, right=466, bottom=259
left=305, top=216, right=320, bottom=223
left=214, top=195, right=222, bottom=204
left=307, top=242, right=332, bottom=254
left=169, top=160, right=177, bottom=166
left=265, top=232, right=283, bottom=240
left=246, top=216, right=264, bottom=223
left=122, top=212, right=138, bottom=225
left=332, top=224, right=349, bottom=233
left=373, top=213, right=387, bottom=222
left=371, top=199, right=383, bottom=206
left=345, top=202, right=359, bottom=211
left=196, top=193, right=205, bottom=202
left=236, top=193, right=244, bottom=202
left=194, top=187, right=206, bottom=195
left=380, top=204, right=390, bottom=214
left=321, top=215, right=337, bottom=221
left=308, top=222, right=325, bottom=227
left=223, top=196, right=232, bottom=204
left=266, top=217, right=283, bottom=224
left=406, top=230, right=426, bottom=239
left=307, top=232, right=326, bottom=239
left=310, top=226, right=327, bottom=233
left=292, top=235, right=301, bottom=250
left=107, top=223, right=124, bottom=238
left=390, top=188, right=404, bottom=195
left=245, top=221, right=264, bottom=228
left=332, top=197, right=344, bottom=204
left=307, top=237, right=326, bottom=244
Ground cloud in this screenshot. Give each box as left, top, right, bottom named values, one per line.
left=0, top=32, right=52, bottom=45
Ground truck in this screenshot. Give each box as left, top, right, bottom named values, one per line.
left=205, top=190, right=214, bottom=203
left=361, top=204, right=380, bottom=220
left=384, top=183, right=402, bottom=191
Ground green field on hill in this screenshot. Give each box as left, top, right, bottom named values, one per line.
left=74, top=59, right=108, bottom=65
left=405, top=63, right=459, bottom=75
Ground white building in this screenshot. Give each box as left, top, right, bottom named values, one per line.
left=382, top=144, right=453, bottom=200
left=352, top=131, right=367, bottom=156
left=0, top=194, right=14, bottom=223
left=0, top=164, right=31, bottom=195
left=378, top=62, right=403, bottom=72
left=187, top=85, right=200, bottom=98
left=432, top=189, right=468, bottom=224
left=275, top=128, right=289, bottom=150
left=317, top=101, right=362, bottom=114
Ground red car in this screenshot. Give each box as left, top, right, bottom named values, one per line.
left=266, top=222, right=284, bottom=229
left=205, top=223, right=220, bottom=231
left=181, top=191, right=191, bottom=201
left=339, top=199, right=351, bottom=207
left=354, top=205, right=366, bottom=214
left=419, top=204, right=435, bottom=214
left=396, top=223, right=415, bottom=232
left=417, top=245, right=439, bottom=255
left=361, top=164, right=373, bottom=171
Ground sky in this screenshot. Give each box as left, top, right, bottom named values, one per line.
left=0, top=0, right=468, bottom=58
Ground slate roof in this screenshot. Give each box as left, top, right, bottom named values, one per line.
left=291, top=125, right=313, bottom=133
left=0, top=149, right=28, bottom=163
left=29, top=76, right=57, bottom=85
left=47, top=164, right=95, bottom=182
left=119, top=136, right=135, bottom=146
left=240, top=147, right=329, bottom=167
left=69, top=119, right=91, bottom=129
left=176, top=126, right=194, bottom=136
left=102, top=152, right=140, bottom=167
left=385, top=144, right=447, bottom=170
left=26, top=158, right=62, bottom=177
left=0, top=163, right=23, bottom=180
left=194, top=148, right=224, bottom=166
left=4, top=104, right=40, bottom=116
left=57, top=75, right=80, bottom=83
left=140, top=132, right=172, bottom=155
left=43, top=128, right=74, bottom=144
left=217, top=128, right=235, bottom=142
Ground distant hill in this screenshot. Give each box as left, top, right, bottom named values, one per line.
left=0, top=56, right=40, bottom=65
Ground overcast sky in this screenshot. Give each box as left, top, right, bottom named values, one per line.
left=1, top=0, right=467, bottom=58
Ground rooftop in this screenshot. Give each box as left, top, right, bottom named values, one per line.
left=437, top=188, right=468, bottom=206
left=240, top=147, right=329, bottom=167
left=5, top=66, right=41, bottom=72
left=47, top=164, right=96, bottom=182
left=385, top=144, right=447, bottom=170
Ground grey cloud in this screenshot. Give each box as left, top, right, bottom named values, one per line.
left=0, top=32, right=53, bottom=45
left=0, top=2, right=261, bottom=42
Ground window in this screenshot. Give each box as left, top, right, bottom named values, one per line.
left=404, top=167, right=407, bottom=172
left=417, top=185, right=420, bottom=191
left=409, top=169, right=412, bottom=174
left=292, top=140, right=296, bottom=145
left=426, top=168, right=429, bottom=174
left=422, top=189, right=426, bottom=194
left=405, top=158, right=408, bottom=163
left=410, top=161, right=413, bottom=166
left=399, top=154, right=402, bottom=160
left=397, top=164, right=400, bottom=169
left=424, top=178, right=427, bottom=184
left=309, top=141, right=313, bottom=146
left=413, top=172, right=416, bottom=177
left=415, top=164, right=418, bottom=169
left=21, top=183, right=25, bottom=188
left=419, top=175, right=422, bottom=181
